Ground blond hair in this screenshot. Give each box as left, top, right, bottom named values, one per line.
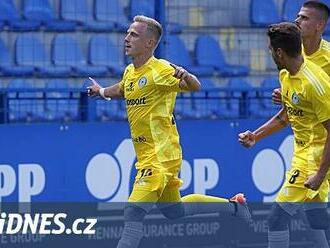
left=133, top=15, right=163, bottom=46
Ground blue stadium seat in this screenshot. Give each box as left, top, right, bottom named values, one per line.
left=60, top=0, right=115, bottom=32
left=195, top=35, right=249, bottom=77
left=95, top=0, right=129, bottom=32
left=15, top=34, right=71, bottom=77
left=250, top=0, right=280, bottom=26
left=52, top=34, right=109, bottom=77
left=0, top=0, right=41, bottom=31
left=7, top=79, right=44, bottom=122
left=0, top=38, right=35, bottom=76
left=165, top=35, right=214, bottom=77
left=282, top=0, right=305, bottom=22
left=89, top=35, right=125, bottom=76
left=130, top=0, right=155, bottom=19
left=45, top=79, right=79, bottom=121
left=23, top=0, right=76, bottom=31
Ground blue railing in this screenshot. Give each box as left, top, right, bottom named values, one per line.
left=0, top=87, right=281, bottom=124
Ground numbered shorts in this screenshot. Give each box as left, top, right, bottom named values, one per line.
left=128, top=160, right=183, bottom=210
left=276, top=167, right=329, bottom=215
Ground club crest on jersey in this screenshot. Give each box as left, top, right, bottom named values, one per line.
left=138, top=77, right=147, bottom=88
left=291, top=92, right=299, bottom=105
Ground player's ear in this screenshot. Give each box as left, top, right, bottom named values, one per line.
left=146, top=38, right=154, bottom=48
left=276, top=48, right=282, bottom=58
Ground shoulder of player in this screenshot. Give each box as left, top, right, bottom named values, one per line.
left=301, top=61, right=328, bottom=94
left=147, top=58, right=174, bottom=75
left=122, top=64, right=134, bottom=77
left=321, top=39, right=330, bottom=52
left=279, top=69, right=289, bottom=82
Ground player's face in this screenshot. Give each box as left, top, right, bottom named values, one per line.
left=268, top=38, right=285, bottom=71
left=295, top=7, right=320, bottom=38
left=124, top=22, right=149, bottom=57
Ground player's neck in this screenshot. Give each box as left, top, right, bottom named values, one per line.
left=286, top=56, right=304, bottom=76
left=132, top=52, right=153, bottom=69
left=303, top=36, right=322, bottom=56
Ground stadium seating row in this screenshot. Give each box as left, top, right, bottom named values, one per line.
left=2, top=0, right=330, bottom=32
left=168, top=0, right=330, bottom=29
left=4, top=77, right=281, bottom=123
left=0, top=0, right=146, bottom=32
left=0, top=33, right=252, bottom=78
left=0, top=34, right=125, bottom=77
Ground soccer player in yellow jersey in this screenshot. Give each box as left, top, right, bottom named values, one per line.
left=273, top=1, right=330, bottom=103
left=87, top=15, right=250, bottom=248
left=239, top=22, right=330, bottom=248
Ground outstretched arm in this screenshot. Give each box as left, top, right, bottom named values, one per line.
left=87, top=77, right=124, bottom=99
left=238, top=107, right=289, bottom=148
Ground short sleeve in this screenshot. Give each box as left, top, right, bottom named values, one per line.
left=308, top=75, right=330, bottom=123
left=152, top=60, right=181, bottom=93
left=119, top=66, right=130, bottom=96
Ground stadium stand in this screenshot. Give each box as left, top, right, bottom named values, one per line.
left=250, top=0, right=281, bottom=27
left=15, top=33, right=71, bottom=77
left=52, top=34, right=109, bottom=77
left=195, top=35, right=250, bottom=77
left=0, top=37, right=35, bottom=76
left=60, top=0, right=115, bottom=32
left=0, top=0, right=40, bottom=31
left=165, top=35, right=215, bottom=77
left=23, top=0, right=76, bottom=31
left=0, top=0, right=306, bottom=123
left=89, top=35, right=126, bottom=76
left=94, top=0, right=130, bottom=32
left=282, top=0, right=305, bottom=22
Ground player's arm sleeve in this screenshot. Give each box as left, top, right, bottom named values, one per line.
left=153, top=63, right=181, bottom=93
left=308, top=81, right=330, bottom=123
left=118, top=67, right=130, bottom=97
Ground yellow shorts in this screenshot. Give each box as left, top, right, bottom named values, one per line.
left=128, top=160, right=183, bottom=204
left=276, top=167, right=329, bottom=203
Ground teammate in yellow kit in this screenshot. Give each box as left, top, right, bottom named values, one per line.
left=239, top=22, right=330, bottom=248
left=87, top=15, right=250, bottom=248
left=270, top=2, right=330, bottom=247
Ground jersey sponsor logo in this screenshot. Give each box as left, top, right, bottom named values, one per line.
left=126, top=97, right=147, bottom=106
left=287, top=106, right=303, bottom=117
left=291, top=92, right=299, bottom=105
left=138, top=77, right=147, bottom=88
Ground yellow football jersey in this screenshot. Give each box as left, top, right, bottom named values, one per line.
left=119, top=56, right=182, bottom=169
left=280, top=60, right=330, bottom=175
left=303, top=39, right=330, bottom=145
left=303, top=39, right=330, bottom=76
